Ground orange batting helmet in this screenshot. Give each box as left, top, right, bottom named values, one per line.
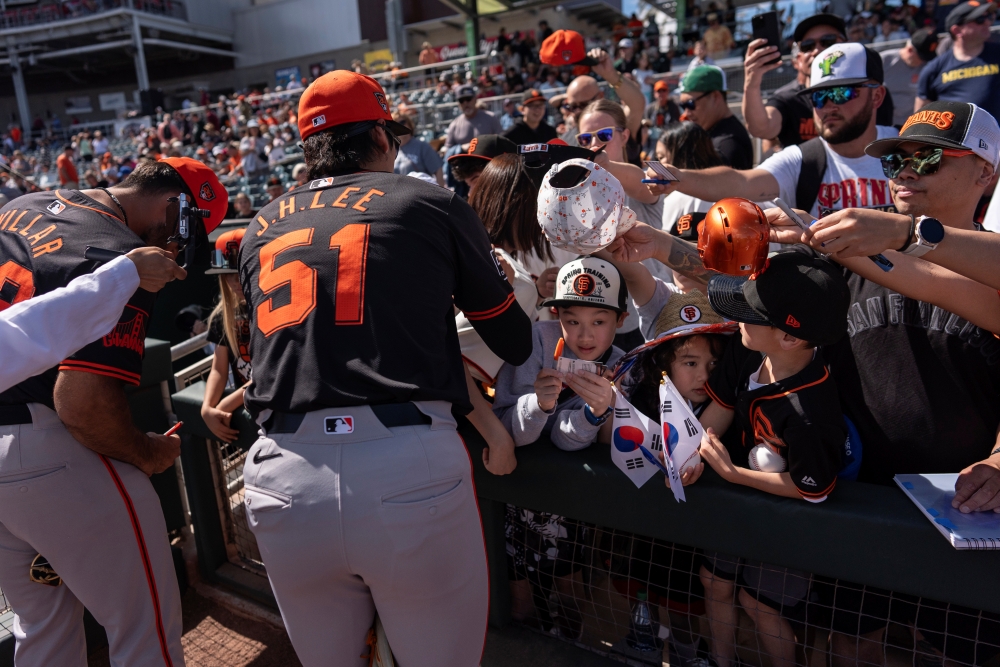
left=697, top=198, right=769, bottom=277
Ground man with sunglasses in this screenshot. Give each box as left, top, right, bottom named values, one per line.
left=917, top=0, right=1000, bottom=122
left=239, top=71, right=532, bottom=667
left=649, top=44, right=896, bottom=220
left=443, top=84, right=502, bottom=152
left=766, top=100, right=1000, bottom=666
left=743, top=14, right=846, bottom=150
left=679, top=65, right=753, bottom=169
left=0, top=157, right=227, bottom=666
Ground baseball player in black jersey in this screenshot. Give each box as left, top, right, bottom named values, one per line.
left=239, top=71, right=532, bottom=667
left=0, top=157, right=227, bottom=667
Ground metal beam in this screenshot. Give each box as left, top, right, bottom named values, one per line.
left=32, top=38, right=132, bottom=60
left=142, top=39, right=237, bottom=58
left=435, top=0, right=478, bottom=19
left=131, top=12, right=149, bottom=91
left=6, top=36, right=29, bottom=136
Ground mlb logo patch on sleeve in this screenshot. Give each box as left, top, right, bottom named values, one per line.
left=325, top=416, right=354, bottom=434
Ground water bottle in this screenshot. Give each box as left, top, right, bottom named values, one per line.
left=625, top=590, right=661, bottom=652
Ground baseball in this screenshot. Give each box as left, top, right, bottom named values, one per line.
left=678, top=450, right=702, bottom=476
left=749, top=444, right=787, bottom=473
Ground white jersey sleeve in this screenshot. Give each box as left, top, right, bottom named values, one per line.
left=0, top=255, right=140, bottom=393
left=757, top=144, right=805, bottom=210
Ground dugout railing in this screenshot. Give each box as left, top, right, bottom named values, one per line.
left=168, top=375, right=1000, bottom=667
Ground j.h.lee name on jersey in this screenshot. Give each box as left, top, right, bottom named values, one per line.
left=0, top=206, right=65, bottom=258
left=847, top=291, right=1000, bottom=365
left=252, top=184, right=385, bottom=237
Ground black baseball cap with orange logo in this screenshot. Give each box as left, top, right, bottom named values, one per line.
left=297, top=70, right=411, bottom=142
left=159, top=156, right=228, bottom=234
left=540, top=30, right=598, bottom=67
left=707, top=252, right=850, bottom=345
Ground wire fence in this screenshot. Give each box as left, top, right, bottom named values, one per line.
left=207, top=437, right=264, bottom=574
left=505, top=504, right=1000, bottom=667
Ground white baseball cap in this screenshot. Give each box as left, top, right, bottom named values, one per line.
left=804, top=42, right=884, bottom=93
left=537, top=159, right=637, bottom=255
left=541, top=257, right=628, bottom=312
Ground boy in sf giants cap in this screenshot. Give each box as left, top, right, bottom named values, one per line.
left=493, top=257, right=629, bottom=451
left=690, top=252, right=851, bottom=667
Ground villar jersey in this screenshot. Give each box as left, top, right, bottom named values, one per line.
left=706, top=339, right=844, bottom=502
left=239, top=171, right=532, bottom=417
left=0, top=190, right=154, bottom=408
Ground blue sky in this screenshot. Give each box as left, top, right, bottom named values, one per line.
left=624, top=0, right=641, bottom=17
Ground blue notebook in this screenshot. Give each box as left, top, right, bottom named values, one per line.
left=895, top=474, right=1000, bottom=550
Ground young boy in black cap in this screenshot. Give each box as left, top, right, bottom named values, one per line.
left=693, top=251, right=851, bottom=667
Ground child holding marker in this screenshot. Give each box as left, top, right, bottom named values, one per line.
left=493, top=257, right=630, bottom=451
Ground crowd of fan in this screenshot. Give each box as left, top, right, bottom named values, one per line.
left=178, top=7, right=1000, bottom=666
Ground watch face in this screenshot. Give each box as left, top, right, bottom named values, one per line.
left=919, top=217, right=945, bottom=244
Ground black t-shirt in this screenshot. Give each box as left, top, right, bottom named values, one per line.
left=768, top=80, right=895, bottom=147
left=768, top=80, right=818, bottom=148
left=502, top=119, right=558, bottom=145
left=706, top=338, right=844, bottom=501
left=709, top=114, right=754, bottom=170
left=644, top=100, right=682, bottom=129
left=207, top=308, right=252, bottom=387
left=0, top=190, right=154, bottom=408
left=239, top=172, right=533, bottom=417
left=824, top=262, right=1000, bottom=485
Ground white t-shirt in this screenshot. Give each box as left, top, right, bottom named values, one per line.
left=758, top=125, right=900, bottom=218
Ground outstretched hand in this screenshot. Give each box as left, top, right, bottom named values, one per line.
left=606, top=222, right=662, bottom=263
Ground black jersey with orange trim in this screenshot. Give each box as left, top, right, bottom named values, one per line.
left=706, top=338, right=845, bottom=502
left=238, top=171, right=532, bottom=416
left=0, top=190, right=154, bottom=408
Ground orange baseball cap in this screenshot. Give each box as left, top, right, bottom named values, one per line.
left=159, top=157, right=228, bottom=234
left=298, top=71, right=411, bottom=142
left=654, top=79, right=670, bottom=92
left=540, top=30, right=598, bottom=67
left=206, top=228, right=245, bottom=274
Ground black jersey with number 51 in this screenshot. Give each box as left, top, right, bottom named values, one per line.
left=238, top=172, right=532, bottom=417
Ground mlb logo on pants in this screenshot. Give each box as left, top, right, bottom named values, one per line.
left=325, top=416, right=354, bottom=434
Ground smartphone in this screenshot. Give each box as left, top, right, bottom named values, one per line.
left=643, top=161, right=679, bottom=182
left=751, top=11, right=783, bottom=62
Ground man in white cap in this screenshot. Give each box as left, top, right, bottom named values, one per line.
left=648, top=43, right=897, bottom=220
left=614, top=38, right=638, bottom=74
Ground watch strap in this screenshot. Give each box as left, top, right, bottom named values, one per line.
left=896, top=214, right=915, bottom=253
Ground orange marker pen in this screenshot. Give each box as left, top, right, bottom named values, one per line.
left=164, top=422, right=183, bottom=437
left=554, top=337, right=565, bottom=361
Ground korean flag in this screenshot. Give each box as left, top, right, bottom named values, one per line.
left=610, top=390, right=660, bottom=488
left=659, top=375, right=703, bottom=503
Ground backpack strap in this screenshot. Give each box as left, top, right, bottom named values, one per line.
left=795, top=137, right=827, bottom=215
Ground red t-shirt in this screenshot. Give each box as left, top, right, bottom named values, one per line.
left=56, top=153, right=78, bottom=185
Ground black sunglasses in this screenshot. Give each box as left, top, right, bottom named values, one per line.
left=970, top=13, right=996, bottom=23
left=561, top=95, right=600, bottom=113
left=458, top=97, right=474, bottom=104
left=679, top=92, right=709, bottom=111
left=798, top=34, right=840, bottom=52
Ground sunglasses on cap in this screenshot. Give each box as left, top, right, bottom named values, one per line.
left=576, top=126, right=622, bottom=147
left=798, top=34, right=840, bottom=52
left=458, top=97, right=474, bottom=104
left=678, top=92, right=709, bottom=111
left=880, top=147, right=976, bottom=179
left=971, top=13, right=996, bottom=23
left=810, top=83, right=880, bottom=108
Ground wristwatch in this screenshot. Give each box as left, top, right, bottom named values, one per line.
left=901, top=216, right=944, bottom=257
left=584, top=404, right=613, bottom=426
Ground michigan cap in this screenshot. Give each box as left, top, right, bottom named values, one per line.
left=540, top=30, right=598, bottom=66
left=865, top=100, right=1000, bottom=169
left=946, top=0, right=996, bottom=29
left=159, top=157, right=228, bottom=233
left=297, top=71, right=411, bottom=142
left=803, top=42, right=883, bottom=94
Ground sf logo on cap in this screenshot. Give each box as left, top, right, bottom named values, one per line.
left=817, top=51, right=844, bottom=77
left=680, top=305, right=702, bottom=323
left=199, top=181, right=216, bottom=201
left=676, top=214, right=693, bottom=233
left=374, top=91, right=388, bottom=113
left=562, top=49, right=573, bottom=62
left=469, top=137, right=479, bottom=153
